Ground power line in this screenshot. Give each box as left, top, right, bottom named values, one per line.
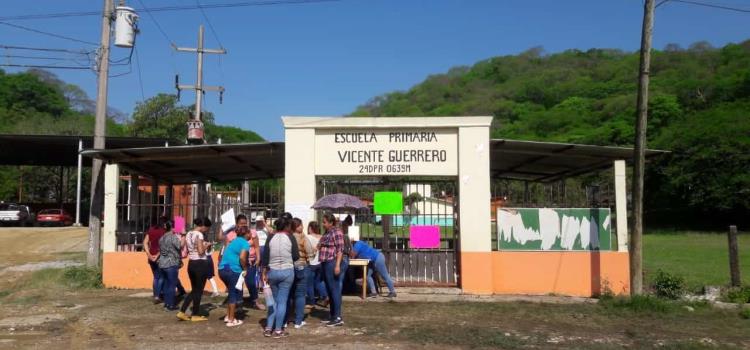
left=0, top=21, right=98, bottom=46
left=666, top=0, right=750, bottom=12
left=0, top=0, right=341, bottom=21
left=134, top=46, right=146, bottom=102
left=0, top=44, right=92, bottom=54
left=135, top=0, right=176, bottom=47
left=0, top=63, right=90, bottom=70
left=0, top=54, right=84, bottom=61
left=197, top=0, right=225, bottom=49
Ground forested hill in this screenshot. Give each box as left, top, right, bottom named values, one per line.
left=352, top=41, right=750, bottom=226
left=0, top=68, right=263, bottom=143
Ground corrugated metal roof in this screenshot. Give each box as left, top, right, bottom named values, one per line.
left=0, top=134, right=171, bottom=167
left=79, top=139, right=666, bottom=184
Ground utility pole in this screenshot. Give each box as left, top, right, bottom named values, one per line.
left=631, top=0, right=655, bottom=295
left=175, top=25, right=226, bottom=144
left=87, top=0, right=113, bottom=267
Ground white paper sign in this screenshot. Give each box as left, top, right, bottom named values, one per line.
left=348, top=225, right=360, bottom=241
left=221, top=208, right=236, bottom=233
left=286, top=204, right=313, bottom=223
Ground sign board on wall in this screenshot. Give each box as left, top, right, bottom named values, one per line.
left=496, top=208, right=612, bottom=251
left=314, top=129, right=458, bottom=176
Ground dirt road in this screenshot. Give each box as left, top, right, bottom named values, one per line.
left=0, top=228, right=748, bottom=349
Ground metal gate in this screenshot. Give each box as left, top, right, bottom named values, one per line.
left=318, top=177, right=459, bottom=287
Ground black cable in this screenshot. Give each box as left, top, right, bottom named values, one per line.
left=135, top=0, right=176, bottom=47
left=0, top=21, right=98, bottom=46
left=134, top=46, right=146, bottom=101
left=669, top=0, right=750, bottom=12
left=0, top=0, right=341, bottom=21
left=0, top=54, right=83, bottom=61
left=0, top=63, right=89, bottom=70
left=197, top=0, right=225, bottom=49
left=0, top=44, right=92, bottom=54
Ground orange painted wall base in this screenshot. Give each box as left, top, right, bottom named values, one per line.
left=103, top=252, right=227, bottom=291
left=489, top=251, right=630, bottom=297
left=104, top=250, right=629, bottom=298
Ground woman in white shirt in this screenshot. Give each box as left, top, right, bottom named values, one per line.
left=177, top=217, right=213, bottom=322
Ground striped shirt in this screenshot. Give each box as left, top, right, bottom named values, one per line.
left=318, top=227, right=344, bottom=263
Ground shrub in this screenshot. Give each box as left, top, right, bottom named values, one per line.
left=598, top=294, right=675, bottom=313
left=740, top=308, right=750, bottom=320
left=61, top=266, right=103, bottom=289
left=651, top=269, right=685, bottom=300
left=724, top=286, right=750, bottom=304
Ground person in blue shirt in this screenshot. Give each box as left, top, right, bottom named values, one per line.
left=218, top=226, right=252, bottom=327
left=349, top=239, right=396, bottom=298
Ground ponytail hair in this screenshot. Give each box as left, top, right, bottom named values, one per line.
left=193, top=217, right=212, bottom=227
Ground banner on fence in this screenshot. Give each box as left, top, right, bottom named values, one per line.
left=496, top=208, right=612, bottom=251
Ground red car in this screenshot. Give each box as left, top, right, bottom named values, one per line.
left=36, top=209, right=74, bottom=227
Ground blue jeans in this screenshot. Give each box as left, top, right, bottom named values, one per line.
left=219, top=266, right=243, bottom=305
left=267, top=268, right=294, bottom=331
left=322, top=260, right=343, bottom=320
left=339, top=256, right=349, bottom=291
left=288, top=266, right=308, bottom=325
left=160, top=265, right=179, bottom=308
left=306, top=264, right=327, bottom=304
left=368, top=252, right=395, bottom=294
left=148, top=259, right=163, bottom=299
left=244, top=264, right=259, bottom=303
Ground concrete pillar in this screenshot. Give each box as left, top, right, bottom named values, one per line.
left=102, top=163, right=119, bottom=252
left=458, top=126, right=492, bottom=294
left=284, top=128, right=316, bottom=230
left=614, top=160, right=628, bottom=252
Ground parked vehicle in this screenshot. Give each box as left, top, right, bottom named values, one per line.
left=36, top=209, right=74, bottom=227
left=0, top=203, right=33, bottom=226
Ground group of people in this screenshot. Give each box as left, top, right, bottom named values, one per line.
left=143, top=211, right=397, bottom=339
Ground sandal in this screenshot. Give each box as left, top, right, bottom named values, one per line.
left=226, top=319, right=243, bottom=327
left=263, top=329, right=273, bottom=337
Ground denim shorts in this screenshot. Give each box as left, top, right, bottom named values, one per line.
left=219, top=266, right=242, bottom=304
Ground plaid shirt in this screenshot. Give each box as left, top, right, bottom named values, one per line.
left=318, top=227, right=344, bottom=262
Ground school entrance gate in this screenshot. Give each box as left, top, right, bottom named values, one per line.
left=319, top=178, right=459, bottom=286
left=283, top=117, right=494, bottom=292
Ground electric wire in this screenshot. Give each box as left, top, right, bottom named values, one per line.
left=0, top=21, right=98, bottom=46
left=0, top=54, right=85, bottom=61
left=134, top=46, right=146, bottom=102
left=665, top=0, right=750, bottom=12
left=0, top=44, right=92, bottom=55
left=197, top=0, right=225, bottom=49
left=0, top=0, right=341, bottom=21
left=135, top=0, right=176, bottom=47
left=0, top=63, right=90, bottom=70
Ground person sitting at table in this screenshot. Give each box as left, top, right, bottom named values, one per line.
left=349, top=238, right=396, bottom=298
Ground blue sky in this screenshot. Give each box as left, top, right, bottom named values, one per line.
left=1, top=0, right=748, bottom=141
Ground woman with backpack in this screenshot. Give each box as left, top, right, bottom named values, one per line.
left=261, top=216, right=299, bottom=338
left=176, top=217, right=213, bottom=322
left=157, top=219, right=183, bottom=311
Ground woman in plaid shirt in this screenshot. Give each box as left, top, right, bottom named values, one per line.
left=318, top=213, right=345, bottom=327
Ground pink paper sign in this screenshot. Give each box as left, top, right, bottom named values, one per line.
left=409, top=225, right=441, bottom=249
left=173, top=215, right=186, bottom=234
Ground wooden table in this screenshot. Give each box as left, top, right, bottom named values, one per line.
left=349, top=258, right=370, bottom=300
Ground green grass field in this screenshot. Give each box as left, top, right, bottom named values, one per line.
left=643, top=231, right=750, bottom=291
